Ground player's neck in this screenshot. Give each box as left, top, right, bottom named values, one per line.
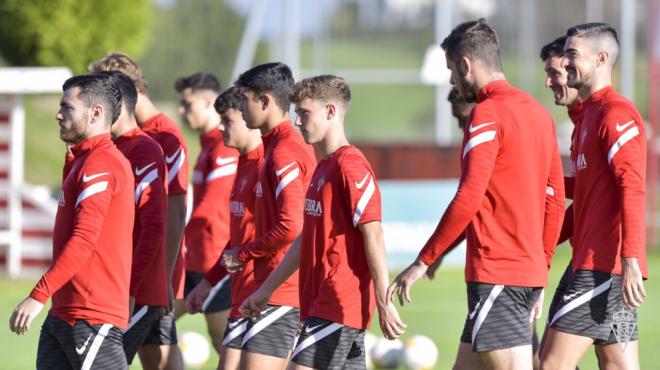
left=474, top=71, right=506, bottom=92
left=579, top=73, right=612, bottom=101
left=316, top=124, right=349, bottom=158
left=135, top=94, right=161, bottom=125
left=237, top=134, right=262, bottom=155
left=200, top=119, right=221, bottom=135
left=111, top=117, right=138, bottom=139
left=259, top=111, right=290, bottom=135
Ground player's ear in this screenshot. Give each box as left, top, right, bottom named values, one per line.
left=259, top=94, right=269, bottom=111
left=595, top=51, right=608, bottom=68
left=90, top=104, right=103, bottom=125
left=326, top=103, right=336, bottom=120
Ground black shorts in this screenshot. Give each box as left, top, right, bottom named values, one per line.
left=222, top=317, right=250, bottom=350
left=460, top=283, right=542, bottom=352
left=291, top=317, right=366, bottom=370
left=241, top=305, right=300, bottom=359
left=549, top=269, right=638, bottom=344
left=547, top=262, right=574, bottom=324
left=123, top=305, right=160, bottom=364
left=141, top=310, right=178, bottom=346
left=185, top=271, right=232, bottom=313
left=37, top=314, right=127, bottom=370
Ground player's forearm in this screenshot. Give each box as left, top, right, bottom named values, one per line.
left=205, top=242, right=230, bottom=285
left=259, top=235, right=301, bottom=295
left=360, top=222, right=391, bottom=307
left=166, top=194, right=187, bottom=279
left=619, top=186, right=646, bottom=258
left=542, top=149, right=566, bottom=267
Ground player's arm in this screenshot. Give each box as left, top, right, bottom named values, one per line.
left=239, top=235, right=302, bottom=318
left=564, top=176, right=575, bottom=199
left=600, top=108, right=647, bottom=308
left=131, top=159, right=168, bottom=305
left=233, top=154, right=305, bottom=264
left=389, top=106, right=501, bottom=305
left=542, top=136, right=566, bottom=268
left=557, top=203, right=574, bottom=245
left=360, top=221, right=406, bottom=339
left=166, top=194, right=186, bottom=280
left=11, top=166, right=125, bottom=334
left=425, top=232, right=465, bottom=279
left=185, top=152, right=237, bottom=250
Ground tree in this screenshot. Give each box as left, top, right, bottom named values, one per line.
left=0, top=0, right=152, bottom=73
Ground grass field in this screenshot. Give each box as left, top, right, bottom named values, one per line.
left=1, top=246, right=658, bottom=369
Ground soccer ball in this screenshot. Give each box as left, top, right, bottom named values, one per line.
left=371, top=337, right=403, bottom=369
left=364, top=331, right=377, bottom=368
left=178, top=331, right=210, bottom=368
left=403, top=335, right=438, bottom=370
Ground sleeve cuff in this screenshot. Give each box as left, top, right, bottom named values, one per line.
left=30, top=289, right=49, bottom=304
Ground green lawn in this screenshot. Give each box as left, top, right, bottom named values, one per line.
left=2, top=246, right=658, bottom=369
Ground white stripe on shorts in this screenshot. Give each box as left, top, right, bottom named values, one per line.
left=81, top=324, right=112, bottom=370
left=222, top=319, right=249, bottom=346
left=471, top=284, right=504, bottom=345
left=241, top=306, right=293, bottom=347
left=202, top=275, right=230, bottom=312
left=126, top=306, right=148, bottom=332
left=291, top=322, right=343, bottom=359
left=550, top=278, right=613, bottom=326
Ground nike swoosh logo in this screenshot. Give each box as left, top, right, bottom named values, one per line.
left=468, top=298, right=482, bottom=320
left=468, top=122, right=495, bottom=133
left=75, top=333, right=93, bottom=355
left=275, top=162, right=296, bottom=177
left=615, top=120, right=635, bottom=132
left=165, top=148, right=182, bottom=164
left=217, top=156, right=238, bottom=166
left=82, top=172, right=109, bottom=182
left=355, top=173, right=370, bottom=189
left=304, top=323, right=324, bottom=333
left=135, top=162, right=156, bottom=176
left=563, top=290, right=583, bottom=302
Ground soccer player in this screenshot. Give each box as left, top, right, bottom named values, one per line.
left=220, top=62, right=317, bottom=370
left=9, top=73, right=134, bottom=369
left=90, top=53, right=188, bottom=370
left=540, top=23, right=648, bottom=370
left=174, top=73, right=238, bottom=353
left=240, top=74, right=407, bottom=369
left=388, top=19, right=565, bottom=370
left=186, top=86, right=263, bottom=370
left=101, top=71, right=170, bottom=365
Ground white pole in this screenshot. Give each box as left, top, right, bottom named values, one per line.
left=8, top=95, right=24, bottom=277
left=435, top=0, right=453, bottom=146
left=283, top=0, right=301, bottom=80
left=586, top=0, right=604, bottom=22
left=620, top=0, right=636, bottom=100
left=518, top=0, right=537, bottom=93
left=230, top=0, right=268, bottom=81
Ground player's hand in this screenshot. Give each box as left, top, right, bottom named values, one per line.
left=377, top=301, right=407, bottom=340
left=167, top=285, right=175, bottom=312
left=238, top=288, right=271, bottom=319
left=185, top=279, right=212, bottom=314
left=9, top=297, right=44, bottom=335
left=222, top=248, right=243, bottom=273
left=425, top=256, right=444, bottom=280
left=387, top=259, right=428, bottom=306
left=529, top=289, right=544, bottom=323
left=621, top=257, right=646, bottom=309
left=129, top=296, right=135, bottom=318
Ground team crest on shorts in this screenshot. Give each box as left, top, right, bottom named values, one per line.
left=610, top=308, right=636, bottom=351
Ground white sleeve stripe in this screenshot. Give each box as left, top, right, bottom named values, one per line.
left=167, top=149, right=186, bottom=185
left=75, top=181, right=109, bottom=208
left=546, top=186, right=555, bottom=196
left=463, top=130, right=497, bottom=159
left=275, top=168, right=300, bottom=199
left=206, top=163, right=238, bottom=182
left=135, top=168, right=159, bottom=204
left=353, top=177, right=375, bottom=227
left=608, top=126, right=640, bottom=164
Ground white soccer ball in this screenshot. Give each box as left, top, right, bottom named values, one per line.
left=178, top=331, right=210, bottom=368
left=371, top=337, right=403, bottom=369
left=403, top=335, right=438, bottom=370
left=364, top=331, right=378, bottom=369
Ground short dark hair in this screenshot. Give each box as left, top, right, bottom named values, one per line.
left=441, top=18, right=502, bottom=72
left=235, top=62, right=294, bottom=112
left=540, top=36, right=567, bottom=61
left=62, top=74, right=122, bottom=125
left=566, top=22, right=619, bottom=46
left=174, top=72, right=221, bottom=93
left=96, top=71, right=137, bottom=117
left=214, top=87, right=243, bottom=114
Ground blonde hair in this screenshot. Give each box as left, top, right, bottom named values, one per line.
left=290, top=75, right=351, bottom=108
left=89, top=52, right=149, bottom=94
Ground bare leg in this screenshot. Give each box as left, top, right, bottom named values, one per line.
left=453, top=342, right=486, bottom=370
left=539, top=328, right=593, bottom=370
left=138, top=344, right=184, bottom=370
left=480, top=345, right=534, bottom=370
left=205, top=309, right=230, bottom=355
left=595, top=340, right=639, bottom=370
left=239, top=350, right=290, bottom=370
left=218, top=346, right=243, bottom=370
